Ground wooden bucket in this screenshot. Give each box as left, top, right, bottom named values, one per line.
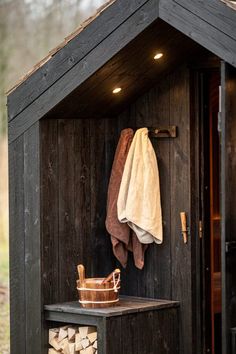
left=76, top=265, right=121, bottom=308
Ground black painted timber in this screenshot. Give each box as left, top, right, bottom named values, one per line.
left=44, top=296, right=179, bottom=318
left=9, top=122, right=41, bottom=354
left=8, top=0, right=159, bottom=143
left=159, top=0, right=236, bottom=67
left=45, top=296, right=179, bottom=354
left=174, top=0, right=236, bottom=42
left=7, top=0, right=149, bottom=121
left=221, top=62, right=236, bottom=354
left=9, top=135, right=25, bottom=354
left=8, top=0, right=236, bottom=144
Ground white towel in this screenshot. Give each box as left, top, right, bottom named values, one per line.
left=117, top=127, right=163, bottom=244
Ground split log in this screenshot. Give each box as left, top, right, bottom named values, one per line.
left=58, top=326, right=68, bottom=342
left=68, top=327, right=76, bottom=341
left=48, top=349, right=60, bottom=354
left=59, top=337, right=68, bottom=351
left=68, top=342, right=76, bottom=354
left=81, top=338, right=90, bottom=349
left=80, top=347, right=95, bottom=354
left=49, top=329, right=59, bottom=342
left=62, top=342, right=70, bottom=354
left=48, top=325, right=97, bottom=354
left=49, top=337, right=61, bottom=351
left=79, top=326, right=96, bottom=339
left=75, top=333, right=83, bottom=351
left=87, top=332, right=97, bottom=344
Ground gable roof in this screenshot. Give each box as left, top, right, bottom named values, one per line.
left=8, top=0, right=236, bottom=143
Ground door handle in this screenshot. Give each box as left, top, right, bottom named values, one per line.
left=180, top=212, right=188, bottom=244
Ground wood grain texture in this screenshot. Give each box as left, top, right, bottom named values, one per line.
left=74, top=120, right=91, bottom=275
left=58, top=120, right=76, bottom=302
left=9, top=135, right=26, bottom=354
left=221, top=62, right=236, bottom=354
left=117, top=71, right=174, bottom=301
left=106, top=307, right=179, bottom=354
left=40, top=120, right=59, bottom=354
left=7, top=0, right=149, bottom=121
left=45, top=20, right=205, bottom=121
left=174, top=0, right=236, bottom=41
left=40, top=118, right=119, bottom=307
left=23, top=123, right=41, bottom=354
left=189, top=69, right=202, bottom=354
left=41, top=119, right=59, bottom=305
left=169, top=66, right=192, bottom=354
left=8, top=0, right=159, bottom=143
left=10, top=64, right=199, bottom=353
left=44, top=296, right=179, bottom=317
left=8, top=0, right=236, bottom=125
left=159, top=0, right=236, bottom=68
left=89, top=118, right=115, bottom=278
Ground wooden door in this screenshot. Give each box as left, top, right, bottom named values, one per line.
left=221, top=62, right=236, bottom=354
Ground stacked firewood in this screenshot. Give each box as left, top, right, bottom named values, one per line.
left=48, top=325, right=98, bottom=354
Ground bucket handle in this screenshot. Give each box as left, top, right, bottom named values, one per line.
left=112, top=270, right=121, bottom=293
left=101, top=268, right=121, bottom=284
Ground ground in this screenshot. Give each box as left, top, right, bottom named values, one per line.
left=0, top=244, right=9, bottom=354
left=0, top=137, right=10, bottom=354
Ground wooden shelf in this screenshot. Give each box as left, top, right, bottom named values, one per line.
left=44, top=296, right=180, bottom=354
left=44, top=295, right=179, bottom=321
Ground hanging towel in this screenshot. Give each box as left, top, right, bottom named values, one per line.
left=105, top=128, right=147, bottom=269
left=117, top=127, right=163, bottom=244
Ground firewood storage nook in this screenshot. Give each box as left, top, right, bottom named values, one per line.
left=7, top=1, right=236, bottom=354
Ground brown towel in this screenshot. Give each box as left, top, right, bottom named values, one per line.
left=106, top=128, right=147, bottom=269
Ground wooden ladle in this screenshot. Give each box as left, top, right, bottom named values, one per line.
left=77, top=264, right=85, bottom=287
left=101, top=269, right=121, bottom=284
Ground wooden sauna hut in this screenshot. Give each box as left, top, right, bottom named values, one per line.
left=7, top=0, right=236, bottom=353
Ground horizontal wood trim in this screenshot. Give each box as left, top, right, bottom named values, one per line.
left=8, top=0, right=159, bottom=144
left=159, top=0, right=236, bottom=68
left=7, top=0, right=149, bottom=121
left=44, top=312, right=101, bottom=326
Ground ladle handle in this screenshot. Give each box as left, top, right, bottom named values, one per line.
left=77, top=264, right=85, bottom=285
left=101, top=268, right=120, bottom=284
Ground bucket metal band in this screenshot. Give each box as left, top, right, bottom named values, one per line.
left=79, top=298, right=119, bottom=305
left=77, top=286, right=120, bottom=292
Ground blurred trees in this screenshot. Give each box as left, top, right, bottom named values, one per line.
left=0, top=0, right=106, bottom=136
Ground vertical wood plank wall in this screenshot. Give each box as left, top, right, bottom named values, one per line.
left=40, top=65, right=193, bottom=354
left=221, top=63, right=236, bottom=354
left=9, top=123, right=41, bottom=354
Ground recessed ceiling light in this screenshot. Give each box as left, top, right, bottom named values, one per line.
left=112, top=87, right=122, bottom=94
left=154, top=53, right=163, bottom=60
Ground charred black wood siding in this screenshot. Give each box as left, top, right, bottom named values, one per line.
left=8, top=0, right=159, bottom=144
left=9, top=123, right=41, bottom=354
left=8, top=64, right=198, bottom=354
left=159, top=0, right=236, bottom=67
left=39, top=65, right=194, bottom=353
left=7, top=0, right=150, bottom=121
left=221, top=62, right=236, bottom=354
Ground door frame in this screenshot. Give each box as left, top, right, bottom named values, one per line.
left=190, top=63, right=221, bottom=354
